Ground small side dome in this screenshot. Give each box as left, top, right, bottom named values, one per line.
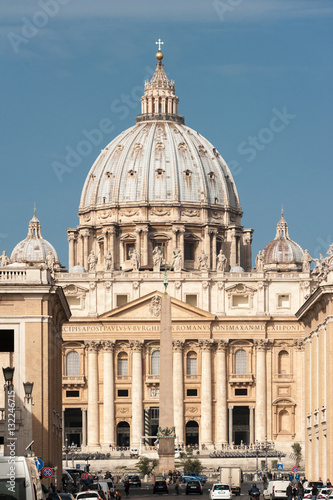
left=262, top=212, right=304, bottom=271
left=70, top=265, right=87, bottom=273
left=230, top=266, right=245, bottom=273
left=10, top=211, right=60, bottom=266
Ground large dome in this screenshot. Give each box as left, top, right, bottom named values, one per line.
left=11, top=212, right=60, bottom=265
left=80, top=122, right=240, bottom=210
left=79, top=54, right=240, bottom=213
left=262, top=212, right=304, bottom=270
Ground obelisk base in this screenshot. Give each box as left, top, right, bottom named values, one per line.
left=158, top=437, right=175, bottom=473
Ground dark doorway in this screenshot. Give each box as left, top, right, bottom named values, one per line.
left=148, top=407, right=159, bottom=446
left=185, top=420, right=199, bottom=446
left=233, top=406, right=250, bottom=444
left=117, top=421, right=130, bottom=447
left=64, top=408, right=82, bottom=447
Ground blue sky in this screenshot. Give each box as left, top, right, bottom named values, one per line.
left=1, top=0, right=332, bottom=267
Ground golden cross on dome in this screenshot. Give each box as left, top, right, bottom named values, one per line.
left=155, top=38, right=164, bottom=51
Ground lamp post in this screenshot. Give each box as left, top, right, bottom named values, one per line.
left=23, top=381, right=34, bottom=456
left=2, top=367, right=14, bottom=389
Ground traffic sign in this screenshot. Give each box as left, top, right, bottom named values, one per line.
left=42, top=467, right=53, bottom=478
left=76, top=464, right=81, bottom=469
left=81, top=473, right=88, bottom=480
left=277, top=463, right=283, bottom=471
left=292, top=467, right=298, bottom=473
left=34, top=458, right=44, bottom=471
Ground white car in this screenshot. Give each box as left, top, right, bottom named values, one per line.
left=75, top=492, right=103, bottom=499
left=209, top=483, right=232, bottom=500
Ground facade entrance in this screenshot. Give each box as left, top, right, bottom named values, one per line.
left=185, top=421, right=199, bottom=446
left=233, top=406, right=250, bottom=444
left=64, top=408, right=82, bottom=447
left=117, top=421, right=130, bottom=446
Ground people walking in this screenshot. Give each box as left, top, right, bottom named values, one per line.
left=297, top=481, right=304, bottom=500
left=287, top=483, right=293, bottom=500
left=175, top=477, right=180, bottom=495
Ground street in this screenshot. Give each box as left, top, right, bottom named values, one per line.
left=110, top=481, right=262, bottom=499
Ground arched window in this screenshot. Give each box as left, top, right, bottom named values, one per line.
left=278, top=350, right=289, bottom=374
left=117, top=352, right=128, bottom=376
left=151, top=350, right=160, bottom=375
left=235, top=349, right=247, bottom=375
left=66, top=351, right=79, bottom=377
left=186, top=351, right=197, bottom=375
left=278, top=410, right=290, bottom=433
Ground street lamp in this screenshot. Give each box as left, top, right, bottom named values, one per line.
left=23, top=382, right=34, bottom=403
left=2, top=367, right=14, bottom=388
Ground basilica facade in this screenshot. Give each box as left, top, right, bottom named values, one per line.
left=1, top=48, right=330, bottom=477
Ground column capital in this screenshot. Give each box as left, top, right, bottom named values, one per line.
left=293, top=339, right=305, bottom=351
left=172, top=339, right=185, bottom=352
left=130, top=340, right=144, bottom=352
left=254, top=339, right=270, bottom=351
left=81, top=229, right=90, bottom=238
left=199, top=339, right=214, bottom=351
left=67, top=232, right=77, bottom=242
left=85, top=340, right=100, bottom=352
left=216, top=339, right=229, bottom=352
left=102, top=340, right=115, bottom=352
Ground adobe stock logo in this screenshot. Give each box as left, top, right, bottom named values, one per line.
left=7, top=0, right=71, bottom=54
left=227, top=106, right=296, bottom=177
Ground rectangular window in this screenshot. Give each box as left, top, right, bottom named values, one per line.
left=232, top=295, right=249, bottom=308
left=186, top=295, right=198, bottom=307
left=118, top=358, right=128, bottom=376
left=125, top=243, right=135, bottom=260
left=277, top=294, right=290, bottom=308
left=235, top=388, right=247, bottom=396
left=185, top=243, right=195, bottom=260
left=118, top=389, right=129, bottom=397
left=187, top=358, right=197, bottom=375
left=0, top=330, right=14, bottom=352
left=116, top=295, right=128, bottom=307
left=187, top=389, right=198, bottom=397
left=67, top=296, right=81, bottom=308
left=66, top=390, right=80, bottom=398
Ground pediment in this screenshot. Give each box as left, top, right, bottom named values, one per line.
left=63, top=284, right=88, bottom=295
left=225, top=283, right=257, bottom=294
left=99, top=290, right=215, bottom=321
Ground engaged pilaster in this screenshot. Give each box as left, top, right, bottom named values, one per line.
left=215, top=340, right=228, bottom=446
left=254, top=339, right=268, bottom=441
left=85, top=340, right=100, bottom=447
left=102, top=340, right=115, bottom=447
left=173, top=339, right=185, bottom=445
left=131, top=340, right=144, bottom=447
left=200, top=339, right=213, bottom=447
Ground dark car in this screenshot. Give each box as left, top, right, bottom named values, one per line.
left=186, top=480, right=203, bottom=495
left=153, top=480, right=169, bottom=494
left=47, top=494, right=62, bottom=500
left=128, top=475, right=141, bottom=487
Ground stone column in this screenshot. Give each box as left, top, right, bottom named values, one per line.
left=171, top=228, right=178, bottom=264
left=86, top=341, right=100, bottom=447
left=255, top=340, right=267, bottom=442
left=179, top=227, right=185, bottom=256
left=131, top=340, right=143, bottom=447
left=102, top=341, right=115, bottom=447
left=229, top=228, right=237, bottom=269
left=109, top=226, right=116, bottom=270
left=68, top=232, right=76, bottom=271
left=211, top=230, right=217, bottom=271
left=83, top=229, right=90, bottom=270
left=228, top=406, right=233, bottom=444
left=204, top=227, right=211, bottom=269
left=62, top=409, right=65, bottom=446
left=103, top=228, right=108, bottom=256
left=135, top=228, right=141, bottom=267
left=216, top=340, right=228, bottom=446
left=173, top=340, right=184, bottom=445
left=82, top=408, right=87, bottom=447
left=249, top=406, right=255, bottom=444
left=142, top=227, right=149, bottom=267
left=217, top=283, right=225, bottom=314
left=200, top=340, right=213, bottom=447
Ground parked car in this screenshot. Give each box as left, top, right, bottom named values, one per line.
left=128, top=475, right=141, bottom=487
left=153, top=479, right=169, bottom=494
left=209, top=483, right=232, bottom=500
left=187, top=472, right=207, bottom=484
left=269, top=481, right=290, bottom=500
left=182, top=474, right=203, bottom=483
left=76, top=492, right=103, bottom=499
left=59, top=494, right=76, bottom=500
left=186, top=480, right=203, bottom=495
left=47, top=494, right=62, bottom=500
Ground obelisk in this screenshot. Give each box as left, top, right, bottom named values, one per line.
left=158, top=291, right=175, bottom=472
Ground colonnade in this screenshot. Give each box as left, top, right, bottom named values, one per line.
left=82, top=338, right=269, bottom=449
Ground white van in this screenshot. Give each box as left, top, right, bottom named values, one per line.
left=269, top=481, right=290, bottom=500
left=0, top=456, right=44, bottom=499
